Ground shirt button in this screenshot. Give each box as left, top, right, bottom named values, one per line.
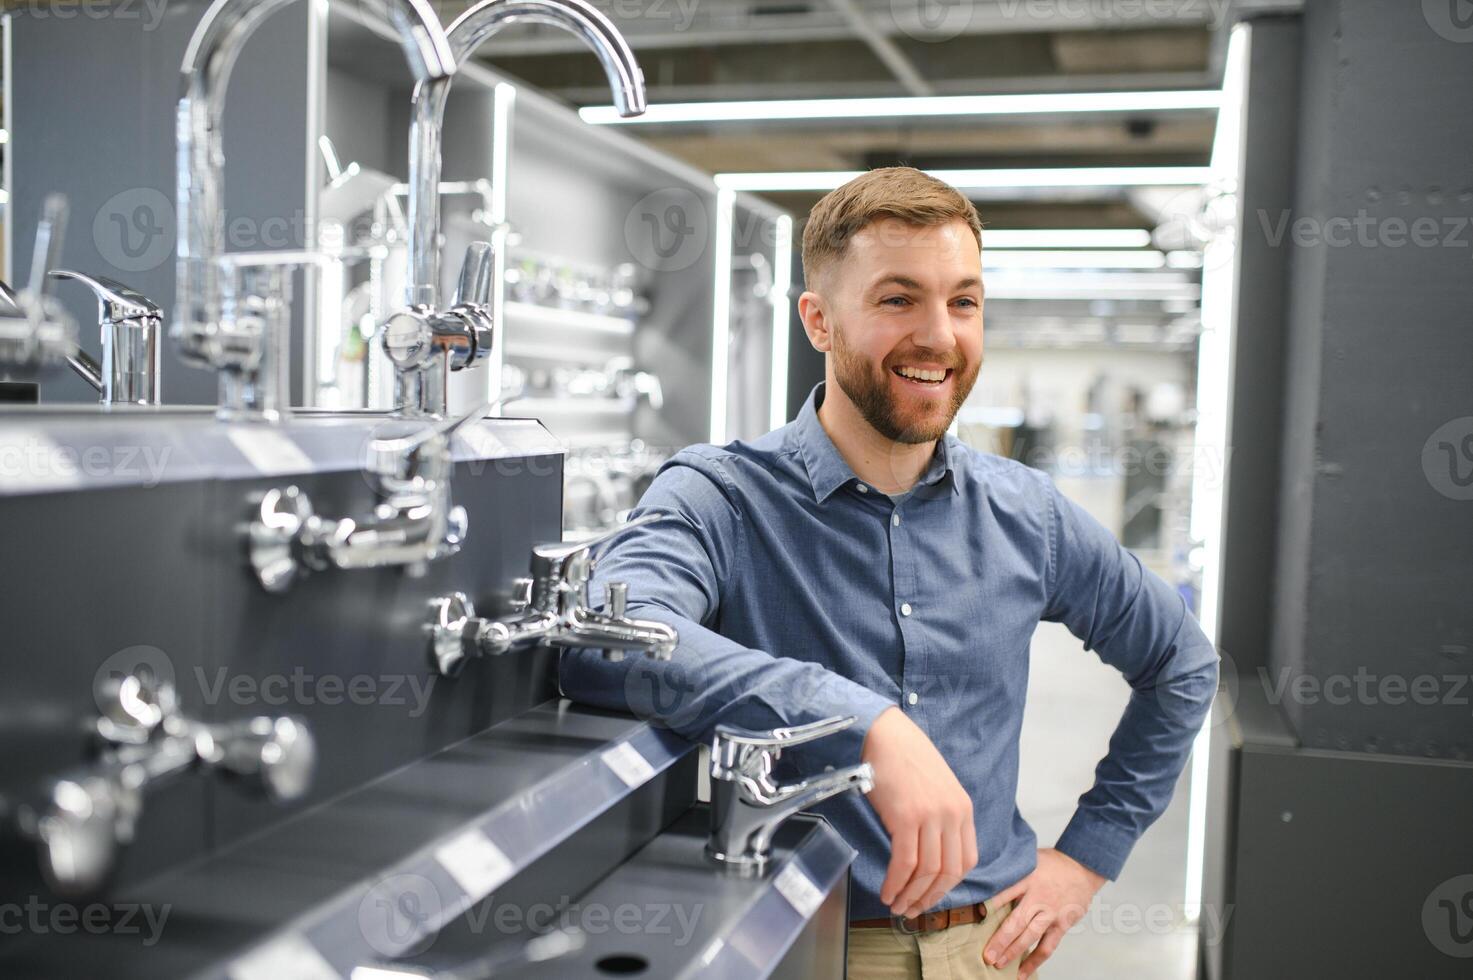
left=892, top=512, right=901, bottom=527
left=857, top=483, right=869, bottom=494
left=907, top=691, right=919, bottom=706
left=900, top=602, right=913, bottom=616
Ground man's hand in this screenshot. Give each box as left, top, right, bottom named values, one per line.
left=984, top=848, right=1106, bottom=978
left=861, top=706, right=978, bottom=918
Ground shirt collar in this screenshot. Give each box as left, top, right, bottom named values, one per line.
left=794, top=382, right=960, bottom=504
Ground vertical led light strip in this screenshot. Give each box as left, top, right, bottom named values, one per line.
left=304, top=0, right=328, bottom=406
left=1183, top=21, right=1251, bottom=923
left=488, top=82, right=516, bottom=415
left=709, top=188, right=735, bottom=443
left=768, top=214, right=793, bottom=431
left=2, top=15, right=13, bottom=281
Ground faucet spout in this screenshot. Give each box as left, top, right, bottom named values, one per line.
left=445, top=0, right=646, bottom=116
left=557, top=607, right=678, bottom=660
left=176, top=0, right=455, bottom=411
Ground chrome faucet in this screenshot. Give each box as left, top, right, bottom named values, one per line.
left=379, top=241, right=496, bottom=419
left=427, top=513, right=677, bottom=676
left=247, top=402, right=491, bottom=592
left=707, top=716, right=876, bottom=871
left=175, top=0, right=455, bottom=420
left=48, top=271, right=163, bottom=405
left=0, top=194, right=78, bottom=376
left=383, top=0, right=648, bottom=417
left=10, top=667, right=315, bottom=896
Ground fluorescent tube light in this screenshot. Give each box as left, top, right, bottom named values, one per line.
left=983, top=229, right=1152, bottom=249
left=983, top=250, right=1166, bottom=269
left=714, top=167, right=1212, bottom=193
left=581, top=90, right=1221, bottom=126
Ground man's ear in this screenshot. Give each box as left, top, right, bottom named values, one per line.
left=797, top=289, right=833, bottom=353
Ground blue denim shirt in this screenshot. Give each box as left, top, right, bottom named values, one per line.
left=560, top=383, right=1219, bottom=920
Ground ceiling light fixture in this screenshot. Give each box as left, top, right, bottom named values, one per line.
left=713, top=167, right=1212, bottom=192
left=983, top=229, right=1152, bottom=249
left=581, top=90, right=1221, bottom=126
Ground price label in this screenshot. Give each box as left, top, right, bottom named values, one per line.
left=601, top=741, right=656, bottom=788
left=228, top=428, right=311, bottom=475
left=434, top=829, right=514, bottom=901
left=773, top=862, right=825, bottom=919
left=229, top=934, right=338, bottom=980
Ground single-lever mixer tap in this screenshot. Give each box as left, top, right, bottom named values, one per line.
left=385, top=0, right=648, bottom=418
left=427, top=513, right=677, bottom=676
left=707, top=716, right=876, bottom=872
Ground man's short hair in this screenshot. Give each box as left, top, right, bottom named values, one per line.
left=801, top=166, right=983, bottom=287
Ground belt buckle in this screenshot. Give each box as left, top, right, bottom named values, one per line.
left=892, top=913, right=923, bottom=936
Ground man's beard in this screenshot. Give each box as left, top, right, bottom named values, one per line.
left=831, top=323, right=980, bottom=444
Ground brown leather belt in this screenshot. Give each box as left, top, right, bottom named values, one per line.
left=851, top=900, right=988, bottom=934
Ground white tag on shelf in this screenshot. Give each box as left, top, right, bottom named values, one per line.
left=600, top=741, right=656, bottom=788
left=229, top=934, right=338, bottom=980
left=228, top=428, right=311, bottom=475
left=773, top=862, right=825, bottom=919
left=434, top=829, right=514, bottom=901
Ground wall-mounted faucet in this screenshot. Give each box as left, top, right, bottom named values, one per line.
left=9, top=668, right=314, bottom=896
left=0, top=194, right=79, bottom=378
left=48, top=271, right=163, bottom=406
left=247, top=402, right=490, bottom=593
left=427, top=513, right=677, bottom=676
left=707, top=716, right=875, bottom=872
left=175, top=0, right=456, bottom=420
left=384, top=0, right=648, bottom=417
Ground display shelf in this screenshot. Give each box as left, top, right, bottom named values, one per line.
left=504, top=300, right=637, bottom=336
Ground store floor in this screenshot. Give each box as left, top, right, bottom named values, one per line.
left=1014, top=475, right=1200, bottom=979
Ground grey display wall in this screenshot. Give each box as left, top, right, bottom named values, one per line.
left=1268, top=0, right=1473, bottom=760
left=4, top=1, right=316, bottom=407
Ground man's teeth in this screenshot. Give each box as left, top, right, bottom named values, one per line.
left=896, top=366, right=947, bottom=383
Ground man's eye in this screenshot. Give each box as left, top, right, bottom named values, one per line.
left=953, top=297, right=978, bottom=309
left=881, top=296, right=910, bottom=307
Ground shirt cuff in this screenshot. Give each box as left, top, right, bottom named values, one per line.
left=789, top=678, right=895, bottom=773
left=1055, top=809, right=1139, bottom=881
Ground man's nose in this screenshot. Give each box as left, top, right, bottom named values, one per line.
left=910, top=300, right=959, bottom=354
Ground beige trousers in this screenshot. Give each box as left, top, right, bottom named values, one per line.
left=846, top=898, right=1023, bottom=980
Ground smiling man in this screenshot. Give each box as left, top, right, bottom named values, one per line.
left=560, top=167, right=1218, bottom=978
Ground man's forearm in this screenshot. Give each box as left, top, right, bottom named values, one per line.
left=558, top=600, right=895, bottom=771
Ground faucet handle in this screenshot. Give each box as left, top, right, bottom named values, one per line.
left=29, top=194, right=69, bottom=301
left=453, top=241, right=495, bottom=308
left=202, top=716, right=317, bottom=804
left=49, top=270, right=162, bottom=323
left=711, top=715, right=858, bottom=771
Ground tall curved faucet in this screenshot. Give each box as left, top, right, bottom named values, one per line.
left=382, top=0, right=647, bottom=417
left=175, top=0, right=456, bottom=418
